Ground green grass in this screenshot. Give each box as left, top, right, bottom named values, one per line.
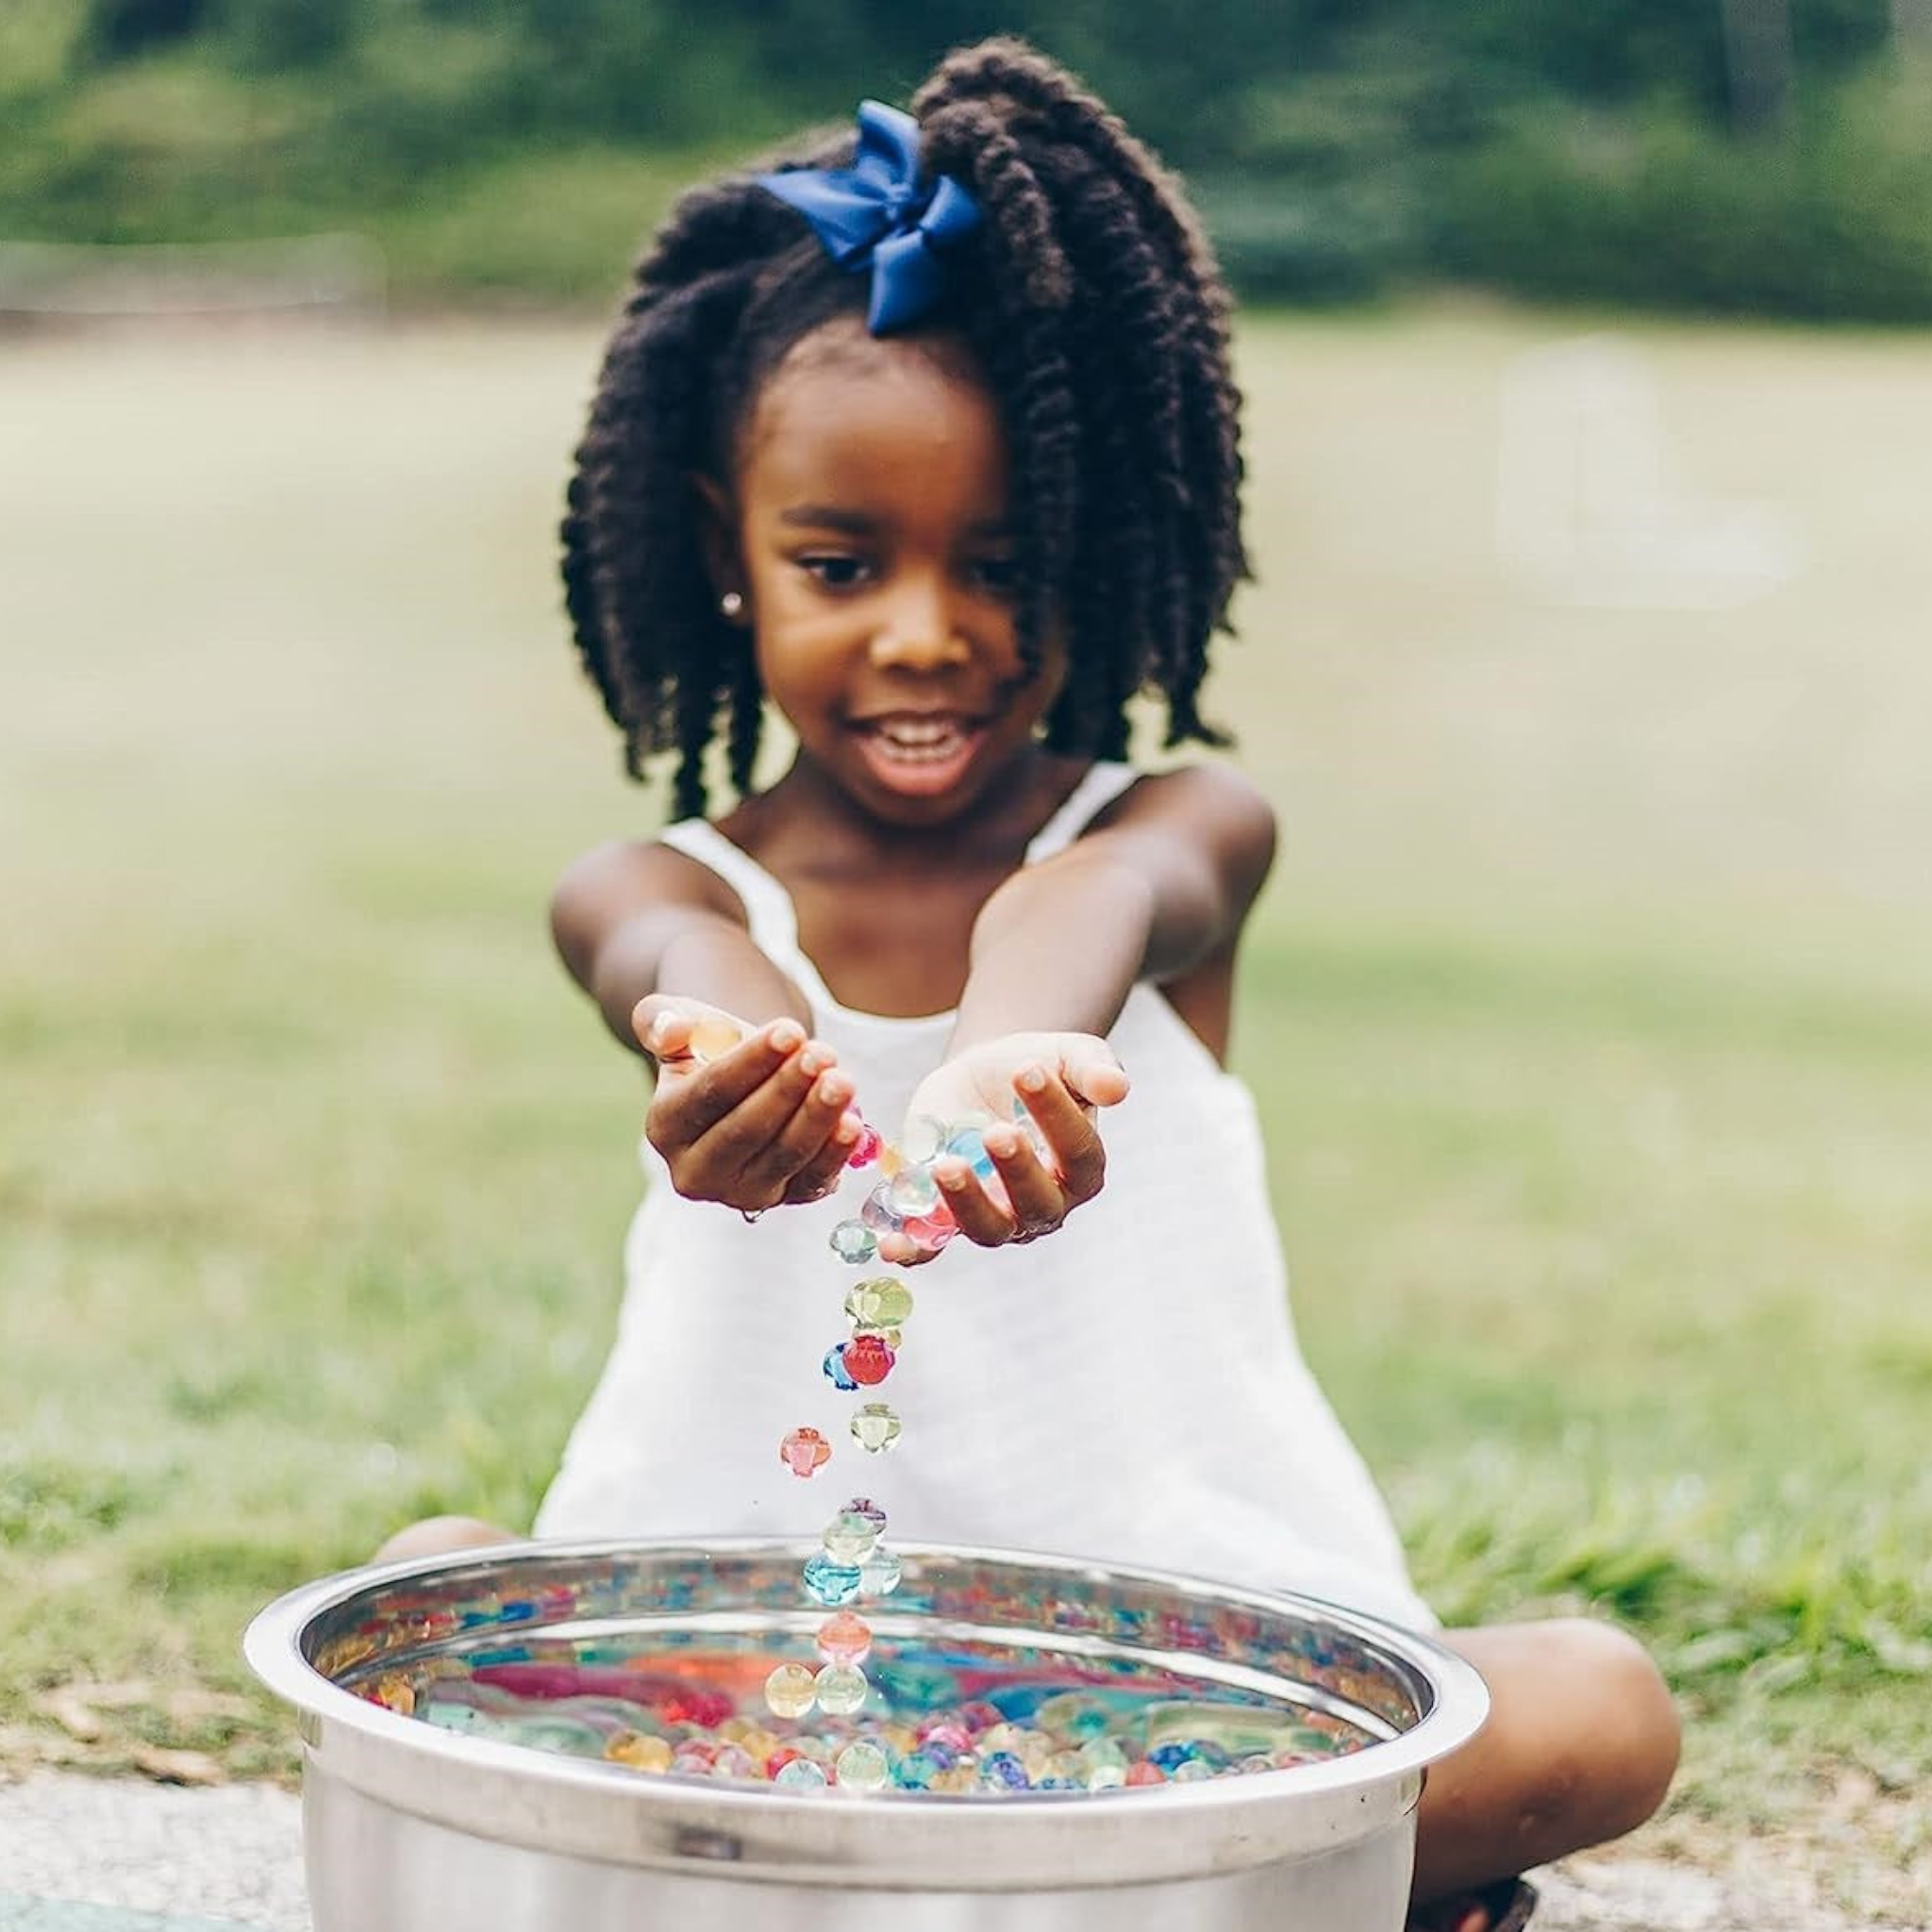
left=1, top=305, right=1928, bottom=1911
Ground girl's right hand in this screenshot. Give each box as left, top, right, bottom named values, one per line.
left=633, top=995, right=862, bottom=1213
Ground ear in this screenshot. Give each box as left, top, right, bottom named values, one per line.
left=691, top=473, right=749, bottom=622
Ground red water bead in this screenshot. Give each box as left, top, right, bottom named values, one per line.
left=846, top=1122, right=883, bottom=1169
left=842, top=1334, right=895, bottom=1386
left=958, top=1700, right=1005, bottom=1734
left=1124, top=1760, right=1166, bottom=1786
left=658, top=1690, right=734, bottom=1729
left=765, top=1746, right=804, bottom=1777
left=780, top=1425, right=832, bottom=1477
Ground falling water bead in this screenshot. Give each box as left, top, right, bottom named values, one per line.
left=688, top=1015, right=744, bottom=1062
left=821, top=1346, right=858, bottom=1391
left=815, top=1609, right=873, bottom=1665
left=822, top=1510, right=880, bottom=1565
left=845, top=1277, right=914, bottom=1328
left=842, top=1495, right=888, bottom=1534
left=852, top=1324, right=902, bottom=1349
left=835, top=1739, right=890, bottom=1791
left=885, top=1165, right=941, bottom=1217
left=858, top=1546, right=903, bottom=1595
left=801, top=1553, right=864, bottom=1607
left=842, top=1334, right=895, bottom=1386
left=778, top=1426, right=832, bottom=1478
left=829, top=1220, right=877, bottom=1264
left=850, top=1403, right=902, bottom=1453
left=763, top=1663, right=818, bottom=1719
left=774, top=1757, right=829, bottom=1790
left=812, top=1663, right=870, bottom=1716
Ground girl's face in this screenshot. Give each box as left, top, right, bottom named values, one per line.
left=719, top=321, right=1066, bottom=829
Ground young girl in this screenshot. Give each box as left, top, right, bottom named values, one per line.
left=385, top=39, right=1677, bottom=1930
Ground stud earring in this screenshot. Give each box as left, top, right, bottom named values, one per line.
left=720, top=591, right=744, bottom=620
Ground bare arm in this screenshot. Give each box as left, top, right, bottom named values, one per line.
left=550, top=839, right=859, bottom=1209
left=889, top=764, right=1275, bottom=1259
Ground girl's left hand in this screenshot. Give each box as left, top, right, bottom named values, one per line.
left=882, top=1034, right=1129, bottom=1263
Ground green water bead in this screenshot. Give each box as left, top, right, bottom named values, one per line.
left=844, top=1276, right=914, bottom=1328
left=812, top=1662, right=870, bottom=1716
left=835, top=1739, right=891, bottom=1792
left=850, top=1403, right=902, bottom=1453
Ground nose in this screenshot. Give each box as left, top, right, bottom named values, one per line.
left=868, top=570, right=970, bottom=672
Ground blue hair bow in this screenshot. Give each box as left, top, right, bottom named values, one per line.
left=758, top=100, right=981, bottom=336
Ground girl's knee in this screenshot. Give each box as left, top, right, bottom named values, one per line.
left=1542, top=1618, right=1681, bottom=1832
left=372, top=1513, right=515, bottom=1564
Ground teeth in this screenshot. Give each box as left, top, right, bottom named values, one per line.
left=874, top=718, right=964, bottom=752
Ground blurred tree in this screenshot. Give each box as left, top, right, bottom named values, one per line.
left=87, top=0, right=205, bottom=59
left=1721, top=0, right=1796, bottom=133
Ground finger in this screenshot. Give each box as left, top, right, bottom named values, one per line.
left=634, top=997, right=697, bottom=1061
left=931, top=1155, right=1023, bottom=1247
left=663, top=1019, right=814, bottom=1139
left=779, top=1105, right=866, bottom=1207
left=1061, top=1046, right=1130, bottom=1109
left=979, top=1122, right=1069, bottom=1233
left=1012, top=1065, right=1108, bottom=1203
left=683, top=1051, right=853, bottom=1201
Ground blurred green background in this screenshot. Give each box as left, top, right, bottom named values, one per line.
left=5, top=0, right=1932, bottom=314
left=2, top=3, right=1930, bottom=1922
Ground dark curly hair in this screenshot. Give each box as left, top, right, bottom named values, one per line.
left=561, top=36, right=1248, bottom=819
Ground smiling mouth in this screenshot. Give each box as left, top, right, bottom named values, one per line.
left=849, top=711, right=991, bottom=795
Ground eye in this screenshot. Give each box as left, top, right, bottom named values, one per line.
left=797, top=553, right=873, bottom=591
left=967, top=554, right=1019, bottom=598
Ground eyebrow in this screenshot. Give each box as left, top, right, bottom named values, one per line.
left=777, top=505, right=1016, bottom=540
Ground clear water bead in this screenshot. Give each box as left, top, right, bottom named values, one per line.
left=763, top=1662, right=817, bottom=1719
left=801, top=1553, right=864, bottom=1607
left=812, top=1663, right=870, bottom=1716
left=849, top=1403, right=902, bottom=1453
left=859, top=1190, right=906, bottom=1233
left=774, top=1757, right=829, bottom=1790
left=688, top=1015, right=743, bottom=1062
left=858, top=1545, right=903, bottom=1595
left=841, top=1495, right=888, bottom=1533
left=885, top=1165, right=941, bottom=1217
left=821, top=1509, right=880, bottom=1565
left=834, top=1739, right=890, bottom=1792
left=828, top=1220, right=876, bottom=1264
left=900, top=1114, right=947, bottom=1164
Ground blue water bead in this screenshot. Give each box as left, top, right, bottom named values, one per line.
left=1037, top=1775, right=1082, bottom=1790
left=893, top=1748, right=944, bottom=1789
left=774, top=1757, right=829, bottom=1790
left=980, top=1751, right=1030, bottom=1790
left=801, top=1554, right=864, bottom=1608
left=1147, top=1742, right=1195, bottom=1773
left=944, top=1124, right=999, bottom=1179
left=829, top=1220, right=877, bottom=1264
left=821, top=1344, right=858, bottom=1391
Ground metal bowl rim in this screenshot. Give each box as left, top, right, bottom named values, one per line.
left=245, top=1535, right=1489, bottom=1829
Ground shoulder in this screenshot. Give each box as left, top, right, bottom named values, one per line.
left=1090, top=763, right=1276, bottom=899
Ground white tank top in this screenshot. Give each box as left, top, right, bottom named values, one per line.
left=536, top=763, right=1434, bottom=1630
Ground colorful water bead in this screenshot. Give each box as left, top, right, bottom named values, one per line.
left=822, top=1509, right=881, bottom=1566
left=762, top=1662, right=818, bottom=1720
left=821, top=1346, right=858, bottom=1391
left=841, top=1334, right=896, bottom=1387
left=829, top=1220, right=877, bottom=1264
left=778, top=1426, right=832, bottom=1478
left=844, top=1277, right=914, bottom=1328
left=845, top=1122, right=883, bottom=1169
left=688, top=1015, right=744, bottom=1062
left=774, top=1757, right=829, bottom=1790
left=815, top=1609, right=873, bottom=1666
left=834, top=1738, right=891, bottom=1791
left=801, top=1554, right=864, bottom=1607
left=841, top=1495, right=888, bottom=1534
left=900, top=1114, right=947, bottom=1164
left=812, top=1663, right=870, bottom=1716
left=944, top=1119, right=1000, bottom=1178
left=850, top=1403, right=902, bottom=1453
left=606, top=1731, right=675, bottom=1773
left=883, top=1165, right=941, bottom=1218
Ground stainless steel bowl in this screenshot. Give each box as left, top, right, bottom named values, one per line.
left=245, top=1539, right=1487, bottom=1931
